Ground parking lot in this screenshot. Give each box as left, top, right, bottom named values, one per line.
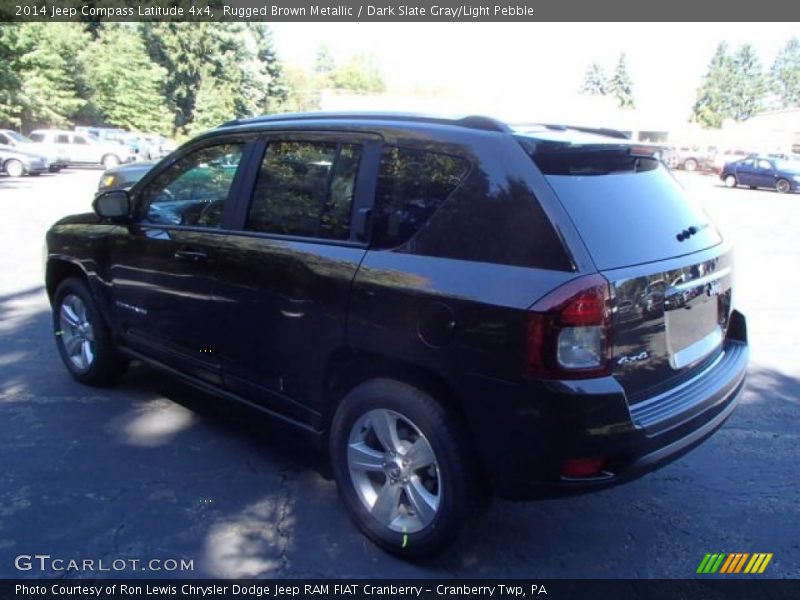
left=0, top=168, right=798, bottom=578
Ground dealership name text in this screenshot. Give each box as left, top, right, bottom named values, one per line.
left=16, top=584, right=548, bottom=597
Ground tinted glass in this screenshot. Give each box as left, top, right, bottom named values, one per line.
left=528, top=145, right=722, bottom=270
left=0, top=134, right=9, bottom=144
left=372, top=146, right=469, bottom=249
left=141, top=144, right=243, bottom=228
left=246, top=141, right=362, bottom=240
left=73, top=136, right=89, bottom=145
left=5, top=131, right=28, bottom=143
left=56, top=135, right=69, bottom=144
left=29, top=133, right=44, bottom=142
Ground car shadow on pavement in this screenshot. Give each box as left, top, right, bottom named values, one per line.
left=2, top=287, right=799, bottom=578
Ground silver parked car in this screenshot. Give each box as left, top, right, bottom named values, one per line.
left=0, top=144, right=49, bottom=177
left=0, top=129, right=69, bottom=172
left=28, top=129, right=134, bottom=169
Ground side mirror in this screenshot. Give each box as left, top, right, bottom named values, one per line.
left=93, top=190, right=131, bottom=220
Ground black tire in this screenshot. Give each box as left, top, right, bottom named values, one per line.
left=53, top=277, right=127, bottom=386
left=48, top=165, right=62, bottom=173
left=723, top=174, right=737, bottom=188
left=330, top=378, right=480, bottom=557
left=683, top=158, right=698, bottom=172
left=776, top=178, right=791, bottom=194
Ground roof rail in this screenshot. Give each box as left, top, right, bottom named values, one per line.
left=218, top=112, right=511, bottom=133
left=541, top=123, right=630, bottom=140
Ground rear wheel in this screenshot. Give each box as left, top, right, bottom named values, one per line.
left=683, top=158, right=698, bottom=172
left=53, top=278, right=127, bottom=386
left=776, top=178, right=791, bottom=194
left=724, top=174, right=737, bottom=188
left=4, top=159, right=24, bottom=178
left=330, top=379, right=480, bottom=557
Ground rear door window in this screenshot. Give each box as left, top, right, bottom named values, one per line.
left=522, top=141, right=722, bottom=270
left=246, top=141, right=363, bottom=240
left=29, top=133, right=45, bottom=143
left=372, top=146, right=469, bottom=249
left=56, top=135, right=70, bottom=144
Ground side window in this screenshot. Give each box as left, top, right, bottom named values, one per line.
left=0, top=133, right=9, bottom=145
left=372, top=146, right=469, bottom=249
left=246, top=141, right=362, bottom=240
left=29, top=133, right=44, bottom=143
left=757, top=159, right=772, bottom=170
left=56, top=134, right=70, bottom=144
left=140, top=143, right=244, bottom=228
left=73, top=135, right=89, bottom=145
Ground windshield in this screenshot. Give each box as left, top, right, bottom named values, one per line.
left=6, top=131, right=30, bottom=143
left=522, top=141, right=723, bottom=270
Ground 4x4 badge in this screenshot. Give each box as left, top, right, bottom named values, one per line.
left=617, top=351, right=648, bottom=366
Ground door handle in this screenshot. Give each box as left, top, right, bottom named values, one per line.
left=173, top=248, right=208, bottom=262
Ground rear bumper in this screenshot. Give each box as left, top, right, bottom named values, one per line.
left=460, top=310, right=749, bottom=500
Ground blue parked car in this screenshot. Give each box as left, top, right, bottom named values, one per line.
left=720, top=156, right=800, bottom=193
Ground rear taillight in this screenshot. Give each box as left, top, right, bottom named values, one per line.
left=524, top=274, right=612, bottom=379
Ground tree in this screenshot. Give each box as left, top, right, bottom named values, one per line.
left=189, top=69, right=236, bottom=135
left=14, top=23, right=88, bottom=129
left=330, top=53, right=386, bottom=93
left=141, top=23, right=207, bottom=134
left=579, top=62, right=608, bottom=96
left=729, top=44, right=767, bottom=121
left=609, top=53, right=635, bottom=109
left=771, top=37, right=800, bottom=108
left=81, top=24, right=169, bottom=133
left=314, top=45, right=336, bottom=77
left=692, top=42, right=735, bottom=128
left=0, top=25, right=22, bottom=128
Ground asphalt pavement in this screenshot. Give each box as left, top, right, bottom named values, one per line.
left=0, top=168, right=798, bottom=578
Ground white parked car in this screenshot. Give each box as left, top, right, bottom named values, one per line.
left=0, top=129, right=69, bottom=172
left=28, top=129, right=134, bottom=169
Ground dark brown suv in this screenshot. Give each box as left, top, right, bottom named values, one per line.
left=46, top=113, right=748, bottom=556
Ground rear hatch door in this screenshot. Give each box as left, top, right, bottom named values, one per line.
left=520, top=133, right=733, bottom=401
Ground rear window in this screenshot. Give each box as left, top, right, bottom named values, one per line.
left=29, top=133, right=45, bottom=142
left=525, top=142, right=722, bottom=270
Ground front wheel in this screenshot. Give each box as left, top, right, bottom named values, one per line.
left=330, top=379, right=481, bottom=557
left=4, top=159, right=25, bottom=178
left=683, top=158, right=698, bottom=172
left=724, top=174, right=737, bottom=188
left=53, top=278, right=128, bottom=386
left=776, top=178, right=791, bottom=194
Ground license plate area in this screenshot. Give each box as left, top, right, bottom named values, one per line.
left=665, top=268, right=730, bottom=369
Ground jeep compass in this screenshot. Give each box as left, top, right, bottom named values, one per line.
left=45, top=113, right=749, bottom=556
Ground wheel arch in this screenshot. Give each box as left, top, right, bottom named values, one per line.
left=46, top=259, right=89, bottom=304
left=320, top=348, right=490, bottom=488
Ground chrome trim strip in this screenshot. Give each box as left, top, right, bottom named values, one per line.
left=670, top=326, right=723, bottom=370
left=667, top=266, right=731, bottom=295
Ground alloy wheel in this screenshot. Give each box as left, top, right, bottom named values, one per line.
left=59, top=294, right=95, bottom=371
left=347, top=408, right=441, bottom=533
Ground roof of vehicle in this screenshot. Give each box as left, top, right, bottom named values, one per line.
left=216, top=111, right=631, bottom=142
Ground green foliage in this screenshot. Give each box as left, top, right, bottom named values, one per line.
left=692, top=43, right=734, bottom=128
left=692, top=42, right=769, bottom=128
left=81, top=24, right=169, bottom=133
left=729, top=44, right=767, bottom=121
left=579, top=62, right=608, bottom=96
left=13, top=23, right=88, bottom=129
left=610, top=53, right=635, bottom=109
left=188, top=70, right=237, bottom=136
left=330, top=53, right=386, bottom=94
left=771, top=37, right=800, bottom=108
left=314, top=45, right=336, bottom=76
left=0, top=25, right=22, bottom=128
